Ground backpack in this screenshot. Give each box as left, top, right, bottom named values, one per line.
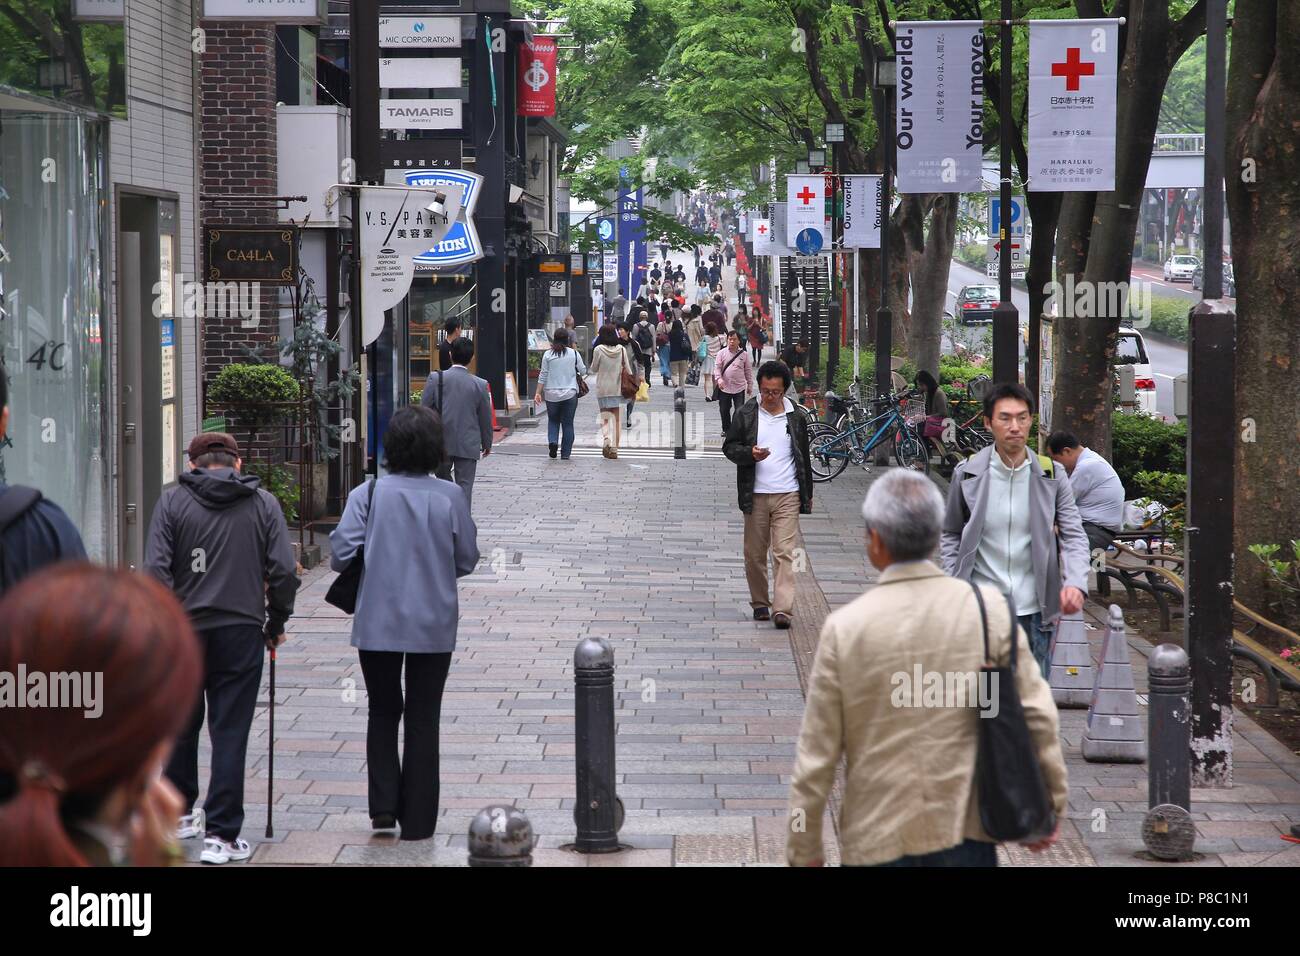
left=635, top=322, right=654, bottom=352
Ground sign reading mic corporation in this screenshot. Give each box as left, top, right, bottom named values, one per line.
left=379, top=16, right=461, bottom=47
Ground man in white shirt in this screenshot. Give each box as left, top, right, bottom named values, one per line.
left=1047, top=431, right=1126, bottom=553
left=722, top=361, right=813, bottom=630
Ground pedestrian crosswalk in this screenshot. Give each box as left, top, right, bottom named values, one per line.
left=566, top=445, right=726, bottom=460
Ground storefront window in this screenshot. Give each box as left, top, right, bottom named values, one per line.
left=0, top=3, right=127, bottom=118
left=407, top=273, right=475, bottom=395
left=0, top=102, right=110, bottom=560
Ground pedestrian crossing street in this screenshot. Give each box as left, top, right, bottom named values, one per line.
left=565, top=445, right=726, bottom=460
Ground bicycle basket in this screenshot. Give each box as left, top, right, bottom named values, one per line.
left=903, top=397, right=928, bottom=425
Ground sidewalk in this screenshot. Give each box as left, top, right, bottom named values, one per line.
left=181, top=254, right=1300, bottom=866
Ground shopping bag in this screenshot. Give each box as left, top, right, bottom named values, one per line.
left=635, top=381, right=650, bottom=402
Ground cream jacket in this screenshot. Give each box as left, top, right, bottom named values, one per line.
left=786, top=560, right=1068, bottom=867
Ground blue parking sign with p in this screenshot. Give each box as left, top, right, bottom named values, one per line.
left=991, top=198, right=1025, bottom=238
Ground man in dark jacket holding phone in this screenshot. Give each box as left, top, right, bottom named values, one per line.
left=145, top=431, right=299, bottom=864
left=723, top=361, right=813, bottom=630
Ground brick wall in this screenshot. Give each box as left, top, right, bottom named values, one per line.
left=199, top=25, right=281, bottom=387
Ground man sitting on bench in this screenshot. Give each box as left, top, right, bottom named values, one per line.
left=1047, top=430, right=1126, bottom=554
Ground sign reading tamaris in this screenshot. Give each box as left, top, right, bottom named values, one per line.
left=206, top=226, right=298, bottom=283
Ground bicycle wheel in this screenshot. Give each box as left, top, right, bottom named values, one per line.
left=893, top=424, right=931, bottom=474
left=808, top=422, right=850, bottom=482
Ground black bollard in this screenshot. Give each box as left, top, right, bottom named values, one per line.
left=673, top=388, right=687, bottom=459
left=574, top=637, right=621, bottom=852
left=467, top=805, right=535, bottom=867
left=1148, top=643, right=1192, bottom=810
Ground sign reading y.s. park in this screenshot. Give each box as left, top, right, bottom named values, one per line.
left=205, top=226, right=298, bottom=283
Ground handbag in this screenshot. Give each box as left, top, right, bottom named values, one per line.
left=324, top=478, right=376, bottom=614
left=696, top=338, right=708, bottom=361
left=922, top=414, right=947, bottom=439
left=620, top=362, right=639, bottom=399
left=572, top=349, right=588, bottom=398
left=968, top=582, right=1057, bottom=842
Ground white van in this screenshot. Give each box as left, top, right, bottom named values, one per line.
left=1117, top=327, right=1156, bottom=415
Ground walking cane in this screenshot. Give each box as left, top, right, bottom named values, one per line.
left=266, top=645, right=275, bottom=839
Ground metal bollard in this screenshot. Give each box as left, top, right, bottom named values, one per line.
left=467, top=805, right=535, bottom=867
left=673, top=387, right=687, bottom=459
left=573, top=637, right=622, bottom=852
left=1147, top=643, right=1191, bottom=811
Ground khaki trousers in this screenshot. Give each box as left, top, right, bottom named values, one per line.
left=744, top=492, right=801, bottom=616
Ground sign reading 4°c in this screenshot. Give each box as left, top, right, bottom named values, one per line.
left=596, top=217, right=615, bottom=242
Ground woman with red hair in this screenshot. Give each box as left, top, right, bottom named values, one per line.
left=0, top=564, right=203, bottom=866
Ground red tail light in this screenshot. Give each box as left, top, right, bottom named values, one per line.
left=962, top=302, right=978, bottom=308
left=1134, top=378, right=1156, bottom=391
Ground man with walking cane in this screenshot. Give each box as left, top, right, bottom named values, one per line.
left=145, top=432, right=299, bottom=864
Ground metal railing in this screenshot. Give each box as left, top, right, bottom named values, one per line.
left=1152, top=133, right=1205, bottom=154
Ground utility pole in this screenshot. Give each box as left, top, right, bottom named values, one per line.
left=991, top=0, right=1020, bottom=384
left=874, top=56, right=896, bottom=464
left=1186, top=0, right=1235, bottom=788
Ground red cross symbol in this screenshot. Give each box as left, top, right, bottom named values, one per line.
left=757, top=224, right=767, bottom=234
left=1051, top=48, right=1095, bottom=91
left=796, top=186, right=817, bottom=205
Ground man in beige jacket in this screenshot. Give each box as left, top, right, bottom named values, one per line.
left=786, top=469, right=1068, bottom=867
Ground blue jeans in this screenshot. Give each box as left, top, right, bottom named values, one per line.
left=658, top=345, right=670, bottom=378
left=546, top=396, right=578, bottom=458
left=873, top=838, right=997, bottom=867
left=1019, top=612, right=1053, bottom=680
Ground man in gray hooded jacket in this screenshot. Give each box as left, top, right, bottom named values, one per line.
left=145, top=431, right=299, bottom=864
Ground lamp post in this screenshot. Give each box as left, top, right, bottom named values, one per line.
left=991, top=0, right=1020, bottom=385
left=826, top=122, right=846, bottom=395
left=874, top=54, right=896, bottom=463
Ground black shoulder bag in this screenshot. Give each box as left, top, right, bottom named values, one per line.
left=324, top=479, right=375, bottom=614
left=969, top=582, right=1056, bottom=842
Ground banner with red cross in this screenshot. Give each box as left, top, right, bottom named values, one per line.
left=1028, top=19, right=1119, bottom=191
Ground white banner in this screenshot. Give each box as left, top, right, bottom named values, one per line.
left=767, top=203, right=800, bottom=256
left=603, top=252, right=618, bottom=282
left=786, top=176, right=824, bottom=248
left=380, top=99, right=462, bottom=130
left=1028, top=20, right=1119, bottom=191
left=841, top=175, right=882, bottom=249
left=895, top=21, right=985, bottom=193
left=202, top=0, right=323, bottom=22
left=379, top=57, right=461, bottom=90
left=750, top=217, right=771, bottom=250
left=359, top=185, right=460, bottom=345
left=379, top=16, right=461, bottom=48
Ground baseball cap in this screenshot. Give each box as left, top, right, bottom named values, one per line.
left=187, top=432, right=240, bottom=460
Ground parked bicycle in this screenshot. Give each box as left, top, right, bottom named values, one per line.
left=807, top=388, right=930, bottom=481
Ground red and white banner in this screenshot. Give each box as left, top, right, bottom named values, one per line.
left=786, top=175, right=824, bottom=248
left=517, top=36, right=557, bottom=117
left=1028, top=19, right=1119, bottom=191
left=750, top=217, right=772, bottom=252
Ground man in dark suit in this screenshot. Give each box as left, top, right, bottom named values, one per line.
left=420, top=336, right=493, bottom=509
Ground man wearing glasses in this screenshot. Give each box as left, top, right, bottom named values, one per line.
left=940, top=382, right=1090, bottom=678
left=723, top=361, right=814, bottom=630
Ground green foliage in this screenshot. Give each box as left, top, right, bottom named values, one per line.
left=244, top=462, right=300, bottom=525
left=527, top=351, right=543, bottom=372
left=1247, top=541, right=1300, bottom=637
left=209, top=363, right=300, bottom=407
left=0, top=4, right=126, bottom=117
left=956, top=243, right=986, bottom=270
left=1111, top=412, right=1186, bottom=491
left=1132, top=470, right=1187, bottom=507
left=410, top=389, right=424, bottom=405
left=1140, top=298, right=1191, bottom=343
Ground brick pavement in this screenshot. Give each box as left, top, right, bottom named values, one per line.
left=180, top=249, right=1300, bottom=867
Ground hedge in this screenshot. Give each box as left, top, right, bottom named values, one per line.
left=1112, top=412, right=1186, bottom=490
left=1136, top=297, right=1191, bottom=343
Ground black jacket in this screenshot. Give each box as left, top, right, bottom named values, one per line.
left=668, top=325, right=693, bottom=362
left=145, top=467, right=299, bottom=634
left=722, top=398, right=814, bottom=515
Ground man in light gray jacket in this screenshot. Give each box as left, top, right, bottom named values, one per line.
left=146, top=431, right=299, bottom=864
left=941, top=383, right=1090, bottom=679
left=420, top=335, right=493, bottom=509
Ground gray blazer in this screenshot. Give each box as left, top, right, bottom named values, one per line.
left=940, top=445, right=1090, bottom=622
left=421, top=365, right=493, bottom=460
left=329, top=473, right=479, bottom=653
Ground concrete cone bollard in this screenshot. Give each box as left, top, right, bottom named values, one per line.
left=1049, top=611, right=1094, bottom=708
left=1082, top=604, right=1147, bottom=763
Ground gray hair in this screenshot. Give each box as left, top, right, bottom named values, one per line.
left=860, top=469, right=945, bottom=561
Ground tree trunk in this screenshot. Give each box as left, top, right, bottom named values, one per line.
left=1051, top=0, right=1205, bottom=460
left=1227, top=0, right=1300, bottom=615
left=1024, top=191, right=1062, bottom=402
left=909, top=195, right=958, bottom=377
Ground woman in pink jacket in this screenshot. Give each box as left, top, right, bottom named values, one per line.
left=713, top=329, right=754, bottom=437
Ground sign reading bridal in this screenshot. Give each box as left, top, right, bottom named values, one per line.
left=894, top=20, right=985, bottom=193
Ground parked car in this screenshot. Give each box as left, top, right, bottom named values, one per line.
left=1115, top=326, right=1157, bottom=415
left=1191, top=261, right=1235, bottom=297
left=955, top=284, right=998, bottom=324
left=1162, top=254, right=1200, bottom=282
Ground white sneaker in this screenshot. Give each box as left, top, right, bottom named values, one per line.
left=177, top=810, right=205, bottom=840
left=200, top=836, right=252, bottom=864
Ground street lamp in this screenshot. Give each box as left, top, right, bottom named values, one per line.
left=807, top=148, right=826, bottom=169
left=824, top=122, right=845, bottom=144
left=873, top=54, right=896, bottom=461
left=795, top=160, right=810, bottom=174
